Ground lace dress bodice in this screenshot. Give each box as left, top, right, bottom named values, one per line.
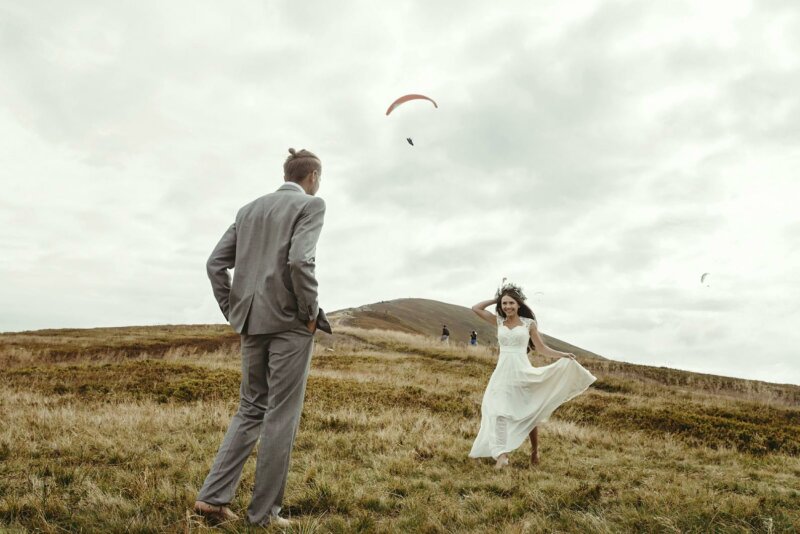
left=497, top=316, right=535, bottom=351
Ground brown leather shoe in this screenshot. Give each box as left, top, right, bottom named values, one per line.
left=194, top=500, right=239, bottom=524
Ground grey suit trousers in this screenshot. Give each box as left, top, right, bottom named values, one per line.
left=197, top=327, right=314, bottom=525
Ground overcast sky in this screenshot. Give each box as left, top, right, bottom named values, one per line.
left=2, top=0, right=799, bottom=384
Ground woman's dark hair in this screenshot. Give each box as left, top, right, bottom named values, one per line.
left=495, top=283, right=537, bottom=353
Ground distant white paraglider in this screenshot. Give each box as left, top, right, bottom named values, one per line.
left=700, top=273, right=711, bottom=286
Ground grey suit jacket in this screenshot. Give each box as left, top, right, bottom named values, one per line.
left=206, top=183, right=331, bottom=335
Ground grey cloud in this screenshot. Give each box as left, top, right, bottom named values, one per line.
left=0, top=5, right=170, bottom=158
left=784, top=221, right=800, bottom=241
left=400, top=237, right=497, bottom=275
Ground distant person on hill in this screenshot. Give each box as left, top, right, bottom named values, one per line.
left=470, top=330, right=478, bottom=346
left=469, top=282, right=596, bottom=469
left=195, top=148, right=331, bottom=527
left=441, top=324, right=450, bottom=344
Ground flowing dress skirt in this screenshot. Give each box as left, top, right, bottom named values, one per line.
left=469, top=349, right=597, bottom=459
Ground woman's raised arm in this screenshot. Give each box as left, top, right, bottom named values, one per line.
left=471, top=299, right=497, bottom=326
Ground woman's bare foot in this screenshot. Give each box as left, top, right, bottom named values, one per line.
left=494, top=453, right=510, bottom=469
left=530, top=451, right=540, bottom=466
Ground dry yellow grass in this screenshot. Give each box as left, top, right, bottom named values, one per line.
left=1, top=325, right=799, bottom=532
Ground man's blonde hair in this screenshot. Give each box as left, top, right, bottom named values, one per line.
left=283, top=148, right=321, bottom=182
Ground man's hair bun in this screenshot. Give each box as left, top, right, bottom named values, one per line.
left=284, top=147, right=321, bottom=181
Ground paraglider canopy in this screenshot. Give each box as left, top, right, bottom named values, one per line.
left=386, top=94, right=438, bottom=116
left=701, top=273, right=711, bottom=285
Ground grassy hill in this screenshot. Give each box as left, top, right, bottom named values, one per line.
left=329, top=298, right=607, bottom=361
left=1, top=308, right=799, bottom=531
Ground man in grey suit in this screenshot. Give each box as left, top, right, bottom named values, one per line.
left=194, top=148, right=331, bottom=527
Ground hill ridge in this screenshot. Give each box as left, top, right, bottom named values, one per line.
left=330, top=297, right=607, bottom=361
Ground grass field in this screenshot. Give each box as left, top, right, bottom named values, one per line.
left=1, top=324, right=799, bottom=532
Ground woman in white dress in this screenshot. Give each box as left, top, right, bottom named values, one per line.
left=469, top=283, right=596, bottom=469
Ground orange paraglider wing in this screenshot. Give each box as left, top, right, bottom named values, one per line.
left=386, top=94, right=438, bottom=115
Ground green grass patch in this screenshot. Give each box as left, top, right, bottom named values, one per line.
left=560, top=392, right=800, bottom=455
left=1, top=360, right=240, bottom=403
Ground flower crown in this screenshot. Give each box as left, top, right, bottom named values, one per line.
left=495, top=279, right=527, bottom=301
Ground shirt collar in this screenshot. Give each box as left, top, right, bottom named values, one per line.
left=281, top=181, right=306, bottom=194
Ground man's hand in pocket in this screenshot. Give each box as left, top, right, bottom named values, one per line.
left=307, top=319, right=317, bottom=334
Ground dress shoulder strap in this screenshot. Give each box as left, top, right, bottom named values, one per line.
left=496, top=314, right=503, bottom=327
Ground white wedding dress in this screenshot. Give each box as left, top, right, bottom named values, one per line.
left=469, top=315, right=597, bottom=459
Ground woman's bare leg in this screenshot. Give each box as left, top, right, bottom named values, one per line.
left=529, top=426, right=539, bottom=466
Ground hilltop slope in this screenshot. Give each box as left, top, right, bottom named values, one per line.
left=329, top=298, right=607, bottom=360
